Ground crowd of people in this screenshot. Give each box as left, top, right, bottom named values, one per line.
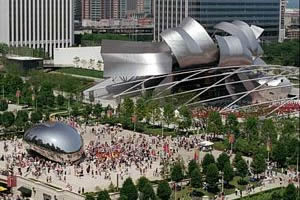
left=0, top=117, right=298, bottom=200
left=0, top=117, right=214, bottom=197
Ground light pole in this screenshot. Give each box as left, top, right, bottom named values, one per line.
left=297, top=126, right=299, bottom=196
left=2, top=85, right=4, bottom=99
left=221, top=171, right=224, bottom=194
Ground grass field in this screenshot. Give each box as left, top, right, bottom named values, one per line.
left=56, top=67, right=104, bottom=79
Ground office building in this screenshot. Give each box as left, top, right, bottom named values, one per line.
left=279, top=0, right=288, bottom=42
left=82, top=0, right=91, bottom=20
left=119, top=0, right=128, bottom=18
left=154, top=0, right=281, bottom=42
left=0, top=0, right=74, bottom=58
left=285, top=9, right=300, bottom=39
left=74, top=0, right=82, bottom=22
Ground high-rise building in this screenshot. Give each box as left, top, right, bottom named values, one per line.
left=144, top=0, right=152, bottom=16
left=74, top=0, right=82, bottom=22
left=91, top=0, right=102, bottom=20
left=0, top=0, right=74, bottom=58
left=82, top=0, right=91, bottom=20
left=153, top=0, right=188, bottom=41
left=279, top=0, right=288, bottom=42
left=137, top=0, right=145, bottom=13
left=154, top=0, right=281, bottom=42
left=119, top=0, right=128, bottom=18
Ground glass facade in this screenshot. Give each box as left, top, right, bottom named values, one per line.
left=154, top=0, right=281, bottom=41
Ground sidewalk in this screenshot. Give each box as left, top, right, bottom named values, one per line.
left=224, top=176, right=299, bottom=200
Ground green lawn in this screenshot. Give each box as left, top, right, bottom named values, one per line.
left=56, top=67, right=104, bottom=79
left=237, top=188, right=285, bottom=200
left=29, top=71, right=95, bottom=93
left=213, top=141, right=227, bottom=151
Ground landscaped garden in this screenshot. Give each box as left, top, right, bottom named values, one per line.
left=55, top=67, right=104, bottom=79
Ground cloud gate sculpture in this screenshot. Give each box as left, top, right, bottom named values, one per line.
left=24, top=122, right=83, bottom=163
left=91, top=17, right=297, bottom=109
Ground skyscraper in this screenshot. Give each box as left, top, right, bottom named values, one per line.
left=74, top=0, right=82, bottom=22
left=0, top=0, right=74, bottom=58
left=82, top=0, right=91, bottom=20
left=154, top=0, right=281, bottom=42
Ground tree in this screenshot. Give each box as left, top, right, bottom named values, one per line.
left=0, top=43, right=9, bottom=55
left=71, top=105, right=80, bottom=117
left=251, top=154, right=266, bottom=178
left=283, top=184, right=297, bottom=200
left=235, top=138, right=251, bottom=155
left=261, top=119, right=276, bottom=142
left=235, top=158, right=248, bottom=179
left=191, top=168, right=202, bottom=188
left=2, top=112, right=15, bottom=127
left=271, top=191, right=282, bottom=200
left=56, top=94, right=65, bottom=106
left=15, top=110, right=28, bottom=128
left=207, top=111, right=223, bottom=138
left=120, top=178, right=138, bottom=200
left=217, top=152, right=230, bottom=172
left=135, top=98, right=146, bottom=121
left=3, top=74, right=24, bottom=95
left=244, top=116, right=258, bottom=141
left=178, top=105, right=192, bottom=131
left=263, top=40, right=300, bottom=67
left=202, top=154, right=215, bottom=174
left=97, top=190, right=111, bottom=200
left=223, top=162, right=234, bottom=183
left=37, top=82, right=55, bottom=107
left=188, top=160, right=199, bottom=177
left=137, top=177, right=154, bottom=199
left=170, top=162, right=184, bottom=182
left=205, top=163, right=219, bottom=192
left=272, top=141, right=288, bottom=168
left=118, top=196, right=128, bottom=200
left=0, top=100, right=8, bottom=111
left=233, top=152, right=243, bottom=166
left=163, top=103, right=175, bottom=128
left=225, top=113, right=239, bottom=138
left=93, top=103, right=103, bottom=118
left=85, top=194, right=95, bottom=200
left=31, top=111, right=43, bottom=123
left=157, top=180, right=172, bottom=200
left=282, top=119, right=296, bottom=138
left=137, top=176, right=150, bottom=192
left=83, top=104, right=93, bottom=119
left=120, top=97, right=134, bottom=121
left=139, top=183, right=156, bottom=200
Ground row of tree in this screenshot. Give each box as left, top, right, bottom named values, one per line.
left=85, top=177, right=171, bottom=200
left=0, top=110, right=42, bottom=129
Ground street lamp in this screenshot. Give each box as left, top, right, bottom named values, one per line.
left=220, top=171, right=224, bottom=194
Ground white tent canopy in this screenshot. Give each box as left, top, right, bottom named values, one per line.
left=200, top=141, right=214, bottom=147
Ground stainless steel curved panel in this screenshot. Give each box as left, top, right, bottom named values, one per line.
left=24, top=122, right=84, bottom=162
left=232, top=20, right=259, bottom=54
left=180, top=17, right=217, bottom=54
left=253, top=57, right=267, bottom=65
left=102, top=40, right=173, bottom=77
left=24, top=122, right=83, bottom=154
left=103, top=53, right=172, bottom=77
left=250, top=25, right=264, bottom=39
left=161, top=17, right=218, bottom=68
left=215, top=35, right=252, bottom=67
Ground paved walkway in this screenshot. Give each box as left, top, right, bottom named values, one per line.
left=224, top=175, right=299, bottom=200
